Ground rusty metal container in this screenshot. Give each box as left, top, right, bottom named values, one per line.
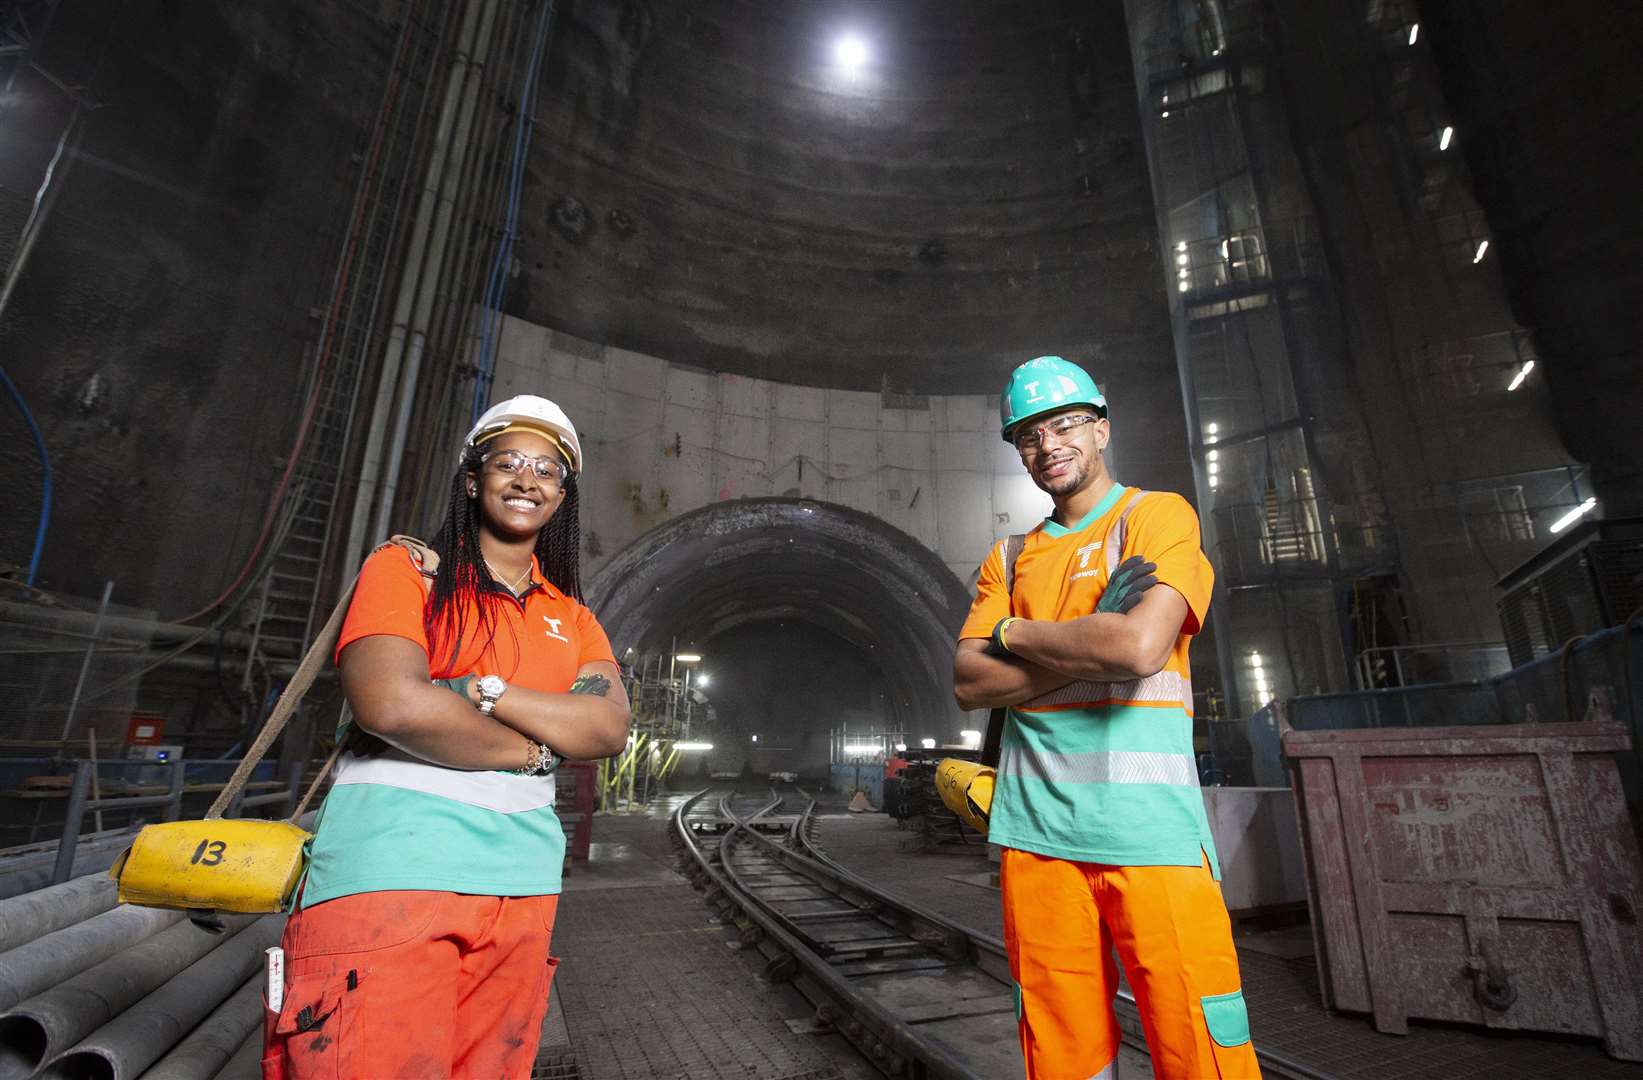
left=1282, top=720, right=1643, bottom=1060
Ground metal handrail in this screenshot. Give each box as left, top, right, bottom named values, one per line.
left=47, top=759, right=305, bottom=885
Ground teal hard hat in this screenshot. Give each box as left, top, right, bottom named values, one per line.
left=1000, top=356, right=1106, bottom=442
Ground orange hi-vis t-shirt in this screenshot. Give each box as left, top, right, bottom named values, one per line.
left=959, top=483, right=1220, bottom=872
left=303, top=544, right=616, bottom=905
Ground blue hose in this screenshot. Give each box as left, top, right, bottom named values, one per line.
left=0, top=364, right=51, bottom=586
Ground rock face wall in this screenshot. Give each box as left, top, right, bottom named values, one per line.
left=516, top=0, right=1180, bottom=397
left=0, top=1, right=391, bottom=614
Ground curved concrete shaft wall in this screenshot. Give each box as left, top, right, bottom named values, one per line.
left=486, top=313, right=1189, bottom=592
left=588, top=498, right=976, bottom=735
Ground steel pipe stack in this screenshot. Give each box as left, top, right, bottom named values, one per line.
left=138, top=975, right=262, bottom=1080
left=0, top=874, right=120, bottom=953
left=44, top=916, right=281, bottom=1080
left=0, top=904, right=184, bottom=1013
left=0, top=915, right=254, bottom=1079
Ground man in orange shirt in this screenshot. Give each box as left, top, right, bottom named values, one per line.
left=954, top=356, right=1259, bottom=1079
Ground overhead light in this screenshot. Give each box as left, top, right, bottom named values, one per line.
left=1549, top=497, right=1598, bottom=535
left=1472, top=240, right=1489, bottom=264
left=1439, top=125, right=1453, bottom=151
left=844, top=742, right=881, bottom=755
left=1408, top=23, right=1419, bottom=45
left=834, top=34, right=868, bottom=68
left=1208, top=461, right=1219, bottom=475
left=751, top=734, right=758, bottom=742
left=1207, top=450, right=1219, bottom=461
left=695, top=673, right=710, bottom=688
left=1176, top=252, right=1190, bottom=267
left=959, top=729, right=981, bottom=748
left=1221, top=239, right=1230, bottom=259
left=920, top=737, right=935, bottom=749
left=1207, top=422, right=1219, bottom=434
left=1209, top=476, right=1219, bottom=489
left=1507, top=360, right=1534, bottom=391
left=1177, top=280, right=1190, bottom=292
left=1176, top=241, right=1188, bottom=253
left=675, top=653, right=702, bottom=663
left=1161, top=110, right=1171, bottom=118
left=894, top=743, right=907, bottom=752
left=674, top=741, right=714, bottom=752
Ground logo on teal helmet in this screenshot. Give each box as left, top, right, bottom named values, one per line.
left=1000, top=356, right=1106, bottom=442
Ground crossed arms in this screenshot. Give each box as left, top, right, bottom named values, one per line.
left=340, top=636, right=631, bottom=770
left=952, top=585, right=1189, bottom=712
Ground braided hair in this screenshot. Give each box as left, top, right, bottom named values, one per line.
left=423, top=445, right=583, bottom=674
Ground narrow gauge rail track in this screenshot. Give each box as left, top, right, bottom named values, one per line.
left=671, top=786, right=1339, bottom=1080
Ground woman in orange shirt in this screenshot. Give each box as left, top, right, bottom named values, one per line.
left=263, top=395, right=630, bottom=1080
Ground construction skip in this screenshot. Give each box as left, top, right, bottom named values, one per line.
left=1283, top=719, right=1643, bottom=1060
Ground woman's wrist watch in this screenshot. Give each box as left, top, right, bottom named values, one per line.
left=477, top=675, right=508, bottom=715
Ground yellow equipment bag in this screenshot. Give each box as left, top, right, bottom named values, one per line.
left=108, top=818, right=311, bottom=913
left=935, top=757, right=995, bottom=835
left=109, top=536, right=437, bottom=914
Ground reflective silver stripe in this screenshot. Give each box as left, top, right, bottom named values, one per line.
left=332, top=751, right=557, bottom=813
left=1103, top=490, right=1149, bottom=576
left=1001, top=743, right=1198, bottom=786
left=1020, top=669, right=1190, bottom=709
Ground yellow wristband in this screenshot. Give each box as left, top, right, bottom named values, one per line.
left=997, top=616, right=1019, bottom=654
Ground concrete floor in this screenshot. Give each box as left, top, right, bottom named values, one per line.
left=539, top=797, right=1643, bottom=1080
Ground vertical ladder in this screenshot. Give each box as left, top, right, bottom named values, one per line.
left=249, top=6, right=451, bottom=662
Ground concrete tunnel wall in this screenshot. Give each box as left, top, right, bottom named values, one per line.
left=586, top=497, right=978, bottom=739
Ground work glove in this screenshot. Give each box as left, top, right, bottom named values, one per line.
left=1096, top=555, right=1158, bottom=615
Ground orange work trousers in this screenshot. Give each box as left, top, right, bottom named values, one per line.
left=262, top=890, right=559, bottom=1080
left=1000, top=849, right=1261, bottom=1080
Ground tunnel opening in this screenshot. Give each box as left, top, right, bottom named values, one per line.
left=586, top=498, right=975, bottom=779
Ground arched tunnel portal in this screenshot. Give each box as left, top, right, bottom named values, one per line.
left=587, top=499, right=977, bottom=773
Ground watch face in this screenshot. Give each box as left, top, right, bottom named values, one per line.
left=479, top=675, right=506, bottom=698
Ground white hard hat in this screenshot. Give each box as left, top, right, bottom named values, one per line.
left=462, top=395, right=582, bottom=474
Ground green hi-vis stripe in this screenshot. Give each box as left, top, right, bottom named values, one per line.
left=1007, top=703, right=1195, bottom=755
left=990, top=773, right=1216, bottom=867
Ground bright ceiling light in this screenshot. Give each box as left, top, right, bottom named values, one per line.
left=1507, top=359, right=1534, bottom=391
left=834, top=34, right=868, bottom=68
left=894, top=743, right=907, bottom=752
left=1439, top=125, right=1453, bottom=151
left=959, top=729, right=981, bottom=747
left=1472, top=240, right=1489, bottom=264
left=695, top=673, right=710, bottom=688
left=920, top=737, right=935, bottom=749
left=844, top=742, right=881, bottom=755
left=1549, top=497, right=1598, bottom=535
left=674, top=741, right=714, bottom=752
left=1408, top=23, right=1419, bottom=45
left=675, top=653, right=702, bottom=663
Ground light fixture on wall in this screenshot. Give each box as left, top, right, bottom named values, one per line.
left=1472, top=240, right=1489, bottom=264
left=1507, top=360, right=1534, bottom=391
left=920, top=737, right=935, bottom=749
left=1407, top=23, right=1419, bottom=45
left=1439, top=125, right=1453, bottom=151
left=674, top=741, right=714, bottom=752
left=1549, top=497, right=1598, bottom=535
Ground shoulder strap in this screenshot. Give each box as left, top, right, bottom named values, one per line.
left=1102, top=490, right=1149, bottom=577
left=204, top=535, right=441, bottom=821
left=1002, top=533, right=1027, bottom=601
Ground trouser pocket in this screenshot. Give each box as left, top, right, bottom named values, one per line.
left=1199, top=989, right=1260, bottom=1079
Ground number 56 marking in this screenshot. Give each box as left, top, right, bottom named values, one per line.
left=190, top=839, right=227, bottom=867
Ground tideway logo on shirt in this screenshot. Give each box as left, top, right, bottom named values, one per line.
left=1070, top=541, right=1103, bottom=581
left=543, top=617, right=568, bottom=643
